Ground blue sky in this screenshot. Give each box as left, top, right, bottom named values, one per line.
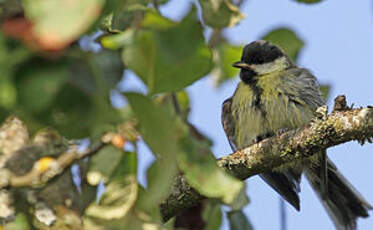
left=120, top=0, right=373, bottom=229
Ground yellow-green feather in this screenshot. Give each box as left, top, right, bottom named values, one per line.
left=232, top=70, right=314, bottom=150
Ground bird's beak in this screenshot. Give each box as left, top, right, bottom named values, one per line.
left=232, top=61, right=253, bottom=70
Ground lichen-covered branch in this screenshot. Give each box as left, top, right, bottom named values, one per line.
left=161, top=102, right=373, bottom=221
left=0, top=132, right=114, bottom=189
left=5, top=141, right=104, bottom=188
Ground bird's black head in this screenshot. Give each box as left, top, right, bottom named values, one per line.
left=233, top=40, right=289, bottom=84
left=241, top=40, right=284, bottom=65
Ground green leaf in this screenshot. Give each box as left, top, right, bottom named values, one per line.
left=211, top=42, right=242, bottom=86
left=198, top=0, right=245, bottom=28
left=125, top=93, right=178, bottom=210
left=87, top=145, right=123, bottom=185
left=122, top=8, right=213, bottom=94
left=125, top=93, right=179, bottom=158
left=4, top=213, right=30, bottom=230
left=15, top=59, right=69, bottom=113
left=23, top=0, right=105, bottom=48
left=101, top=29, right=135, bottom=50
left=177, top=134, right=247, bottom=206
left=0, top=78, right=17, bottom=109
left=227, top=210, right=254, bottom=230
left=202, top=201, right=222, bottom=230
left=261, top=27, right=304, bottom=62
left=85, top=175, right=138, bottom=220
left=10, top=49, right=123, bottom=138
left=84, top=209, right=169, bottom=230
left=294, top=0, right=323, bottom=4
left=141, top=11, right=176, bottom=30
left=126, top=93, right=246, bottom=209
left=46, top=82, right=93, bottom=138
left=102, top=0, right=148, bottom=31
left=319, top=84, right=331, bottom=102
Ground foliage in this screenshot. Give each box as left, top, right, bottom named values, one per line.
left=0, top=0, right=326, bottom=229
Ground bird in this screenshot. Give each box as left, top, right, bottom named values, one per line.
left=221, top=40, right=372, bottom=230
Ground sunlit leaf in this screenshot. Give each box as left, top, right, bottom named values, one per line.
left=198, top=0, right=245, bottom=28
left=122, top=8, right=213, bottom=94
left=85, top=175, right=138, bottom=220
left=101, top=29, right=135, bottom=50
left=227, top=210, right=254, bottom=230
left=22, top=0, right=105, bottom=50
left=261, top=27, right=304, bottom=62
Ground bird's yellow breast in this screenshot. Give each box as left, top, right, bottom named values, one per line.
left=231, top=71, right=314, bottom=149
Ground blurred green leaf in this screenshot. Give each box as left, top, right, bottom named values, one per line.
left=125, top=93, right=178, bottom=210
left=294, top=0, right=323, bottom=4
left=68, top=49, right=124, bottom=92
left=122, top=8, right=213, bottom=94
left=198, top=0, right=245, bottom=28
left=319, top=84, right=331, bottom=102
left=4, top=213, right=30, bottom=230
left=84, top=209, right=169, bottom=230
left=261, top=27, right=304, bottom=62
left=101, top=0, right=150, bottom=31
left=15, top=60, right=69, bottom=113
left=88, top=145, right=123, bottom=185
left=211, top=42, right=242, bottom=86
left=86, top=175, right=138, bottom=219
left=101, top=29, right=135, bottom=50
left=125, top=93, right=179, bottom=158
left=178, top=133, right=247, bottom=207
left=141, top=10, right=175, bottom=30
left=0, top=78, right=17, bottom=109
left=46, top=82, right=93, bottom=138
left=0, top=36, right=31, bottom=110
left=127, top=92, right=247, bottom=208
left=111, top=151, right=138, bottom=177
left=227, top=210, right=254, bottom=230
left=22, top=0, right=105, bottom=49
left=9, top=48, right=123, bottom=138
left=203, top=201, right=222, bottom=230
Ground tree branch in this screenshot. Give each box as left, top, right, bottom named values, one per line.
left=0, top=138, right=111, bottom=189
left=161, top=100, right=373, bottom=221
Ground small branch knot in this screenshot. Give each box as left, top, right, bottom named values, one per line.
left=333, top=95, right=348, bottom=111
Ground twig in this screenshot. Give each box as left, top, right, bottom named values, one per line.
left=5, top=141, right=105, bottom=188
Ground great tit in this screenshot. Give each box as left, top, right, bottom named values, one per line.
left=222, top=40, right=371, bottom=230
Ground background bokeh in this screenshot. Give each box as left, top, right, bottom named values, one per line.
left=123, top=0, right=373, bottom=229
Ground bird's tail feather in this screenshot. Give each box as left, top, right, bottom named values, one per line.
left=260, top=171, right=301, bottom=211
left=305, top=158, right=372, bottom=230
